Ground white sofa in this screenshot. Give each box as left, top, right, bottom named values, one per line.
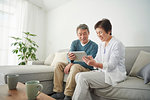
left=0, top=50, right=68, bottom=94
left=0, top=46, right=150, bottom=99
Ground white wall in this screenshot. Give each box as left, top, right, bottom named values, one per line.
left=46, top=0, right=150, bottom=56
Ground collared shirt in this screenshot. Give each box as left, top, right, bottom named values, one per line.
left=80, top=39, right=90, bottom=46
left=94, top=36, right=127, bottom=86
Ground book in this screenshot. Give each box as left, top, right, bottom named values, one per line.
left=70, top=51, right=87, bottom=62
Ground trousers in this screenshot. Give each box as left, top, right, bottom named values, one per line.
left=53, top=62, right=90, bottom=96
left=72, top=71, right=110, bottom=100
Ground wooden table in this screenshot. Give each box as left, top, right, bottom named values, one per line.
left=0, top=82, right=55, bottom=100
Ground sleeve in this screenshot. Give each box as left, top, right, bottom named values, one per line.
left=94, top=44, right=101, bottom=62
left=103, top=42, right=125, bottom=72
left=67, top=41, right=76, bottom=63
left=89, top=44, right=98, bottom=58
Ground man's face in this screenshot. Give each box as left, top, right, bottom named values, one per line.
left=96, top=27, right=110, bottom=42
left=77, top=29, right=89, bottom=44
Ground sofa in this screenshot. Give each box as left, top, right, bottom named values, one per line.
left=0, top=46, right=150, bottom=99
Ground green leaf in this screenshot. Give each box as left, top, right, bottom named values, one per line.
left=33, top=43, right=39, bottom=47
left=12, top=50, right=18, bottom=54
left=28, top=47, right=32, bottom=53
left=25, top=37, right=32, bottom=43
left=31, top=54, right=36, bottom=60
left=14, top=42, right=18, bottom=46
left=27, top=54, right=31, bottom=58
left=19, top=43, right=22, bottom=48
left=19, top=47, right=23, bottom=52
left=18, top=56, right=22, bottom=60
left=23, top=47, right=27, bottom=54
left=11, top=37, right=21, bottom=40
left=18, top=62, right=26, bottom=65
left=31, top=47, right=37, bottom=52
left=17, top=55, right=21, bottom=57
left=23, top=32, right=30, bottom=36
left=29, top=33, right=36, bottom=36
left=21, top=56, right=24, bottom=60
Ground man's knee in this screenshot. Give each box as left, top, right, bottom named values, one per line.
left=70, top=64, right=81, bottom=72
left=55, top=62, right=66, bottom=71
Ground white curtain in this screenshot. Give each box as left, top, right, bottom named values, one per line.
left=22, top=0, right=47, bottom=63
left=0, top=0, right=27, bottom=65
left=0, top=0, right=46, bottom=65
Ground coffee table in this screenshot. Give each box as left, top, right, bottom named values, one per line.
left=0, top=82, right=55, bottom=100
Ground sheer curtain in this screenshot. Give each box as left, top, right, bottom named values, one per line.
left=22, top=0, right=47, bottom=64
left=0, top=0, right=27, bottom=65
left=0, top=0, right=46, bottom=65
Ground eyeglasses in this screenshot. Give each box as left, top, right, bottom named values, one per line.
left=97, top=31, right=104, bottom=36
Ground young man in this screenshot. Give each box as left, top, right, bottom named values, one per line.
left=72, top=19, right=127, bottom=100
left=51, top=24, right=98, bottom=100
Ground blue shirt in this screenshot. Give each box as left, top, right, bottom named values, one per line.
left=68, top=39, right=98, bottom=70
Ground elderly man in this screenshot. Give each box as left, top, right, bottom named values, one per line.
left=51, top=24, right=98, bottom=100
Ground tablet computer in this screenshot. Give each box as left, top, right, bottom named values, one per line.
left=70, top=51, right=87, bottom=62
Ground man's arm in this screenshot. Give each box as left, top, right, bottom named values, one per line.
left=64, top=63, right=73, bottom=74
left=88, top=44, right=98, bottom=59
left=67, top=41, right=76, bottom=63
left=65, top=41, right=77, bottom=74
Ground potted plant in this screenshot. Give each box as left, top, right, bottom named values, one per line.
left=11, top=32, right=39, bottom=65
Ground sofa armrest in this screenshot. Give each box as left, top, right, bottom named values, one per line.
left=31, top=61, right=44, bottom=65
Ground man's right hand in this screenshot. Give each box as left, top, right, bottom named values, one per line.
left=68, top=52, right=76, bottom=60
left=64, top=63, right=73, bottom=74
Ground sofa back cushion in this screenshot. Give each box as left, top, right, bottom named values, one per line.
left=137, top=63, right=150, bottom=84
left=51, top=52, right=68, bottom=67
left=125, top=46, right=150, bottom=74
left=129, top=51, right=150, bottom=76
left=44, top=53, right=55, bottom=65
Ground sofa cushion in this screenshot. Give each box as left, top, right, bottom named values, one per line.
left=129, top=51, right=150, bottom=76
left=137, top=63, right=150, bottom=84
left=51, top=52, right=68, bottom=67
left=44, top=53, right=55, bottom=65
left=125, top=47, right=150, bottom=75
left=94, top=77, right=150, bottom=99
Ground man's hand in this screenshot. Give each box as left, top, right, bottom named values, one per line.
left=64, top=63, right=73, bottom=74
left=68, top=52, right=76, bottom=60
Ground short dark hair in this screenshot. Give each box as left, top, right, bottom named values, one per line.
left=76, top=24, right=89, bottom=33
left=94, top=18, right=112, bottom=35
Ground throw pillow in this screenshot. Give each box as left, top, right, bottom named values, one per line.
left=137, top=63, right=150, bottom=84
left=51, top=52, right=68, bottom=67
left=129, top=51, right=150, bottom=76
left=44, top=53, right=55, bottom=65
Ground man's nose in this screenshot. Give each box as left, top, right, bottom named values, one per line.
left=80, top=34, right=84, bottom=38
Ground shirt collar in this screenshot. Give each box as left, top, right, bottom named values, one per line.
left=81, top=39, right=90, bottom=46
left=102, top=36, right=114, bottom=48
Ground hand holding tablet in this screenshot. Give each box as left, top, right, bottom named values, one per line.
left=70, top=51, right=87, bottom=62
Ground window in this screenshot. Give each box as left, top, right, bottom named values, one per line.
left=0, top=0, right=26, bottom=65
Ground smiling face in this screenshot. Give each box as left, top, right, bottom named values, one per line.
left=77, top=29, right=89, bottom=44
left=96, top=27, right=111, bottom=42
